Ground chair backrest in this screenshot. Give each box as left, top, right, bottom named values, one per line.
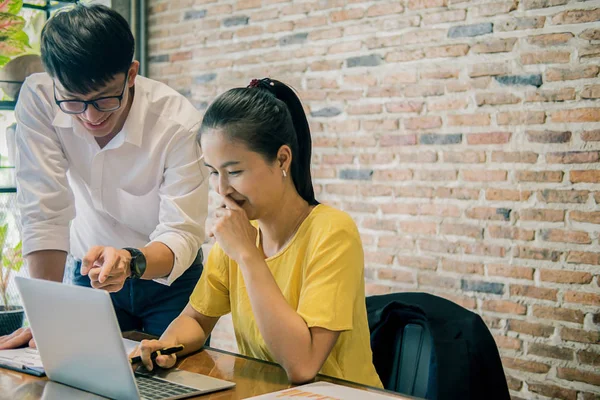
left=367, top=292, right=510, bottom=400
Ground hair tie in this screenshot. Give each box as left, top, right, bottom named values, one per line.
left=248, top=78, right=275, bottom=89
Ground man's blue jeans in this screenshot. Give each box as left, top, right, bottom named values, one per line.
left=72, top=251, right=203, bottom=337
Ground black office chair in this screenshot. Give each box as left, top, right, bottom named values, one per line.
left=366, top=292, right=510, bottom=400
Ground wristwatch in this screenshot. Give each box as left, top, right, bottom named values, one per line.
left=123, top=247, right=147, bottom=279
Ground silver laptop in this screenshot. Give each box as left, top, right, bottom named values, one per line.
left=15, top=277, right=235, bottom=400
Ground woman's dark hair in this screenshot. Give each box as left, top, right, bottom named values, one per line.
left=41, top=4, right=134, bottom=94
left=199, top=78, right=318, bottom=206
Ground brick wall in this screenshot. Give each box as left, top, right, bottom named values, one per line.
left=147, top=0, right=600, bottom=398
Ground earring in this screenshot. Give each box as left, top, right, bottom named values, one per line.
left=282, top=170, right=287, bottom=178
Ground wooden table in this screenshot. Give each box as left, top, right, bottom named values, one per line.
left=0, top=331, right=412, bottom=400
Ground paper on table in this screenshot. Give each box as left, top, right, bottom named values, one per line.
left=0, top=338, right=140, bottom=373
left=246, top=382, right=406, bottom=400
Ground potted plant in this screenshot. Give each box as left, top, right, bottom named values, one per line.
left=0, top=223, right=24, bottom=335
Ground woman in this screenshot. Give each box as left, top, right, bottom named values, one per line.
left=133, top=78, right=382, bottom=387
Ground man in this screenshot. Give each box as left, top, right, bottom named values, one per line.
left=0, top=4, right=208, bottom=348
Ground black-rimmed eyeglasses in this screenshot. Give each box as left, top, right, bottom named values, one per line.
left=53, top=76, right=128, bottom=115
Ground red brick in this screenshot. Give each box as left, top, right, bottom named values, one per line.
left=562, top=328, right=600, bottom=344
left=494, top=335, right=522, bottom=350
left=441, top=294, right=476, bottom=310
left=365, top=251, right=394, bottom=265
left=541, top=229, right=591, bottom=244
left=526, top=130, right=571, bottom=143
left=404, top=84, right=445, bottom=98
left=571, top=170, right=600, bottom=183
left=491, top=151, right=538, bottom=163
left=360, top=185, right=394, bottom=197
left=570, top=210, right=600, bottom=224
left=506, top=375, right=523, bottom=391
left=528, top=383, right=577, bottom=400
left=386, top=49, right=425, bottom=63
left=578, top=350, right=600, bottom=367
left=510, top=285, right=557, bottom=301
left=513, top=246, right=563, bottom=262
left=366, top=2, right=404, bottom=17
left=399, top=221, right=437, bottom=235
left=519, top=208, right=565, bottom=222
left=372, top=169, right=413, bottom=181
left=396, top=256, right=438, bottom=270
left=581, top=85, right=600, bottom=99
left=408, top=0, right=447, bottom=10
left=526, top=88, right=576, bottom=102
left=580, top=28, right=600, bottom=40
left=508, top=319, right=554, bottom=337
left=486, top=189, right=532, bottom=201
left=440, top=223, right=482, bottom=239
left=448, top=113, right=491, bottom=126
left=347, top=104, right=383, bottom=115
left=378, top=268, right=415, bottom=283
left=529, top=343, right=574, bottom=361
left=424, top=44, right=470, bottom=59
left=564, top=291, right=600, bottom=306
left=420, top=204, right=462, bottom=217
left=362, top=119, right=399, bottom=132
left=521, top=51, right=571, bottom=64
left=343, top=202, right=378, bottom=213
left=463, top=170, right=507, bottom=182
left=417, top=273, right=458, bottom=289
left=488, top=264, right=534, bottom=280
left=325, top=184, right=358, bottom=196
left=378, top=236, right=415, bottom=250
left=380, top=134, right=417, bottom=147
left=422, top=9, right=466, bottom=25
left=488, top=226, right=535, bottom=241
left=467, top=132, right=511, bottom=145
left=466, top=207, right=510, bottom=221
left=498, top=111, right=546, bottom=125
left=516, top=170, right=563, bottom=183
left=405, top=116, right=442, bottom=130
left=395, top=187, right=435, bottom=198
left=476, top=92, right=521, bottom=106
left=528, top=32, right=574, bottom=46
left=471, top=38, right=517, bottom=54
left=483, top=300, right=526, bottom=315
left=235, top=0, right=260, bottom=9
left=441, top=259, right=484, bottom=274
left=539, top=190, right=589, bottom=203
left=414, top=170, right=457, bottom=181
left=567, top=251, right=600, bottom=265
left=419, top=239, right=461, bottom=254
left=503, top=357, right=550, bottom=374
left=533, top=305, right=585, bottom=324
left=386, top=101, right=424, bottom=113
left=309, top=29, right=343, bottom=42
left=340, top=136, right=377, bottom=148
left=330, top=8, right=365, bottom=23
left=581, top=392, right=600, bottom=400
left=523, top=0, right=567, bottom=10
left=381, top=203, right=419, bottom=215
left=434, top=188, right=480, bottom=200
left=551, top=108, right=600, bottom=122
left=428, top=98, right=469, bottom=111
left=557, top=368, right=600, bottom=386
left=546, top=66, right=599, bottom=81
left=398, top=151, right=438, bottom=163
left=469, top=63, right=509, bottom=78
left=463, top=243, right=506, bottom=258
left=552, top=8, right=600, bottom=25
left=443, top=152, right=485, bottom=163
left=540, top=269, right=592, bottom=284
left=344, top=74, right=378, bottom=87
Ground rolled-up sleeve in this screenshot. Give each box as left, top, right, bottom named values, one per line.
left=15, top=79, right=75, bottom=256
left=150, top=126, right=208, bottom=285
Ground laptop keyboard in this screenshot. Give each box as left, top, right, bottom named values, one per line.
left=135, top=373, right=200, bottom=400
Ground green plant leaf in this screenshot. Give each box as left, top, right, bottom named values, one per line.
left=0, top=0, right=22, bottom=15
left=3, top=241, right=22, bottom=272
left=0, top=35, right=26, bottom=57
left=0, top=12, right=25, bottom=36
left=0, top=55, right=9, bottom=67
left=10, top=28, right=29, bottom=47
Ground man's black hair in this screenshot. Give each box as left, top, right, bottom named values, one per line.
left=41, top=4, right=134, bottom=94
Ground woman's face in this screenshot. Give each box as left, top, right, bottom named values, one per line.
left=201, top=129, right=288, bottom=220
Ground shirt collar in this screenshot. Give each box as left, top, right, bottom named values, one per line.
left=50, top=79, right=147, bottom=148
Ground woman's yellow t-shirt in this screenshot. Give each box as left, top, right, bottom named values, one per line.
left=189, top=204, right=383, bottom=388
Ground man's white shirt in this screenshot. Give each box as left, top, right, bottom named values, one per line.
left=15, top=73, right=208, bottom=285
